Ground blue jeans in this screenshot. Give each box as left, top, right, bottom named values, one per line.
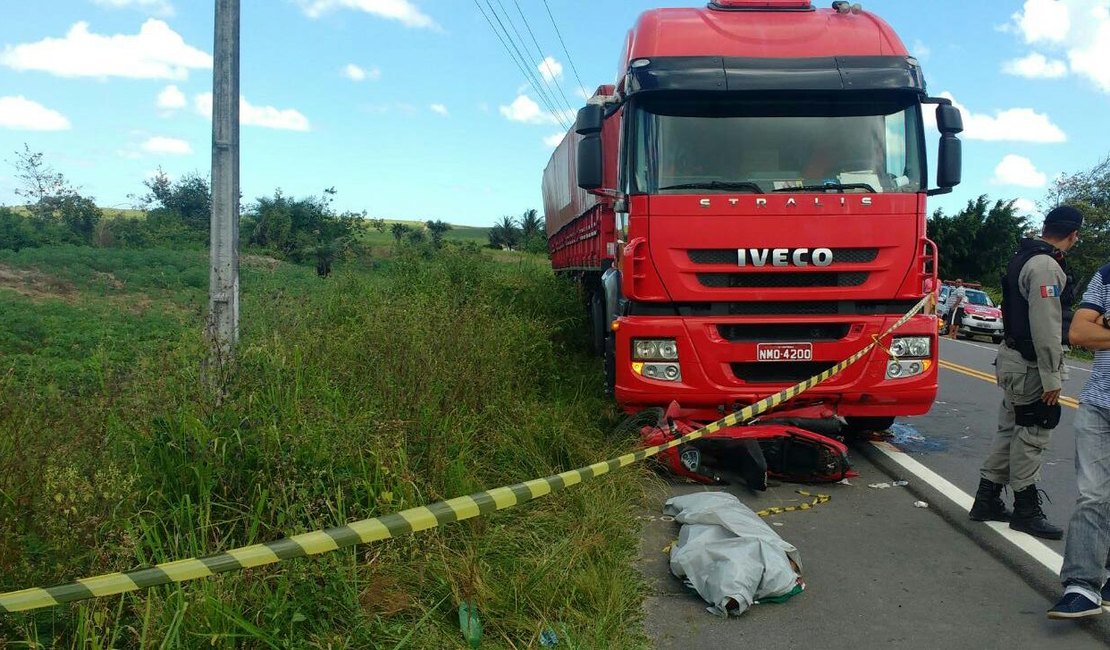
left=1061, top=403, right=1110, bottom=594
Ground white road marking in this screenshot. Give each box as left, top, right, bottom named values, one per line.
left=942, top=337, right=1092, bottom=373
left=870, top=440, right=1064, bottom=575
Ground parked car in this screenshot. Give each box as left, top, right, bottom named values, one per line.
left=938, top=286, right=1004, bottom=343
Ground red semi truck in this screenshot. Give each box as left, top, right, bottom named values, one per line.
left=542, top=0, right=962, bottom=486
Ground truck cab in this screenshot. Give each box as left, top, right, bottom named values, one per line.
left=543, top=0, right=962, bottom=430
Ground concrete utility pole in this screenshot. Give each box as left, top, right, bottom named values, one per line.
left=208, top=0, right=240, bottom=365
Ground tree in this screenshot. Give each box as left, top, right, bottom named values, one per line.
left=488, top=215, right=521, bottom=250
left=391, top=222, right=412, bottom=242
left=1044, top=154, right=1110, bottom=287
left=927, top=195, right=1027, bottom=284
left=369, top=217, right=386, bottom=233
left=519, top=208, right=547, bottom=254
left=519, top=208, right=543, bottom=240
left=247, top=188, right=358, bottom=276
left=0, top=207, right=38, bottom=252
left=426, top=219, right=452, bottom=247
left=143, top=168, right=212, bottom=232
left=9, top=145, right=101, bottom=244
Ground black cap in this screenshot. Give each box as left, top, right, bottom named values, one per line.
left=1044, top=205, right=1083, bottom=231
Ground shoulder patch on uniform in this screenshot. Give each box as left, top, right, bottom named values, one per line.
left=1041, top=284, right=1061, bottom=298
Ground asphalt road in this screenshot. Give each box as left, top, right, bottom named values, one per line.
left=640, top=336, right=1109, bottom=648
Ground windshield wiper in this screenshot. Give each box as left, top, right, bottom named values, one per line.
left=659, top=181, right=764, bottom=194
left=772, top=182, right=876, bottom=193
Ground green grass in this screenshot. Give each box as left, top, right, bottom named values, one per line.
left=357, top=220, right=492, bottom=248
left=0, top=245, right=648, bottom=648
left=7, top=205, right=145, bottom=220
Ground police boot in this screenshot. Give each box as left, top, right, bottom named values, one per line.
left=969, top=478, right=1011, bottom=522
left=1009, top=485, right=1063, bottom=540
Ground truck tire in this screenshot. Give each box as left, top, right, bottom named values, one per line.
left=604, top=334, right=616, bottom=396
left=590, top=292, right=606, bottom=357
left=844, top=416, right=895, bottom=435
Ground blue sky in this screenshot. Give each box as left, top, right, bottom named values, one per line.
left=0, top=0, right=1107, bottom=226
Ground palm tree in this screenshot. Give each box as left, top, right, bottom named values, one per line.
left=520, top=208, right=544, bottom=240
left=390, top=222, right=412, bottom=242
left=426, top=219, right=452, bottom=247
left=489, top=215, right=521, bottom=250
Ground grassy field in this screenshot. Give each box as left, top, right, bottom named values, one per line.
left=0, top=244, right=648, bottom=648
left=356, top=220, right=492, bottom=248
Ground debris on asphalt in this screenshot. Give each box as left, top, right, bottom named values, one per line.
left=869, top=480, right=909, bottom=489
left=837, top=478, right=853, bottom=486
left=663, top=492, right=804, bottom=617
left=914, top=500, right=929, bottom=508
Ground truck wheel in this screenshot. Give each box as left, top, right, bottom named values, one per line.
left=590, top=292, right=605, bottom=357
left=844, top=416, right=895, bottom=434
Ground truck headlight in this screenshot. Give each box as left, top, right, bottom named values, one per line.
left=632, top=338, right=679, bottom=361
left=890, top=336, right=931, bottom=358
left=636, top=362, right=682, bottom=382
left=886, top=359, right=932, bottom=379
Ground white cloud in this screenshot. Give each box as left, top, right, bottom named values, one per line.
left=1012, top=198, right=1039, bottom=215
left=911, top=39, right=931, bottom=61
left=992, top=155, right=1047, bottom=188
left=343, top=63, right=366, bottom=81
left=498, top=94, right=573, bottom=126
left=92, top=0, right=174, bottom=17
left=930, top=92, right=1066, bottom=143
left=430, top=103, right=448, bottom=116
left=543, top=133, right=564, bottom=148
left=0, top=96, right=71, bottom=131
left=1008, top=0, right=1110, bottom=93
left=1002, top=52, right=1067, bottom=79
left=194, top=93, right=311, bottom=131
left=1011, top=0, right=1070, bottom=44
left=342, top=63, right=379, bottom=82
left=0, top=19, right=211, bottom=80
left=538, top=56, right=563, bottom=82
left=575, top=87, right=592, bottom=100
left=297, top=0, right=438, bottom=29
left=156, top=84, right=186, bottom=110
left=140, top=136, right=191, bottom=155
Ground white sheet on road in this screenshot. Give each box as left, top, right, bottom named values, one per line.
left=664, top=491, right=803, bottom=617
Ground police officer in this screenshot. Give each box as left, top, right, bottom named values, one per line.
left=969, top=205, right=1083, bottom=539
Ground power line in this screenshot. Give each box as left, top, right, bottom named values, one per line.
left=510, top=0, right=576, bottom=115
left=486, top=0, right=570, bottom=128
left=473, top=0, right=570, bottom=130
left=541, top=0, right=589, bottom=101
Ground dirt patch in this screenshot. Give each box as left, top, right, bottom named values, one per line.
left=242, top=254, right=282, bottom=271
left=0, top=264, right=77, bottom=301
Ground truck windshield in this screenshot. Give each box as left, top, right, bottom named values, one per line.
left=629, top=93, right=924, bottom=195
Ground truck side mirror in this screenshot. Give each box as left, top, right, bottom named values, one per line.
left=936, top=104, right=963, bottom=134
left=925, top=99, right=963, bottom=196
left=576, top=105, right=603, bottom=135
left=577, top=134, right=603, bottom=190
left=935, top=133, right=961, bottom=192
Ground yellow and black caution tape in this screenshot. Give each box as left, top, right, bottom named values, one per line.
left=756, top=490, right=831, bottom=517
left=0, top=295, right=930, bottom=614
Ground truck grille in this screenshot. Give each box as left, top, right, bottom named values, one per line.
left=731, top=361, right=838, bottom=383
left=698, top=272, right=868, bottom=288
left=718, top=323, right=850, bottom=342
left=688, top=248, right=879, bottom=265
left=628, top=299, right=921, bottom=317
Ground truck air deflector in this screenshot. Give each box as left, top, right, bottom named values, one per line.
left=625, top=56, right=925, bottom=94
